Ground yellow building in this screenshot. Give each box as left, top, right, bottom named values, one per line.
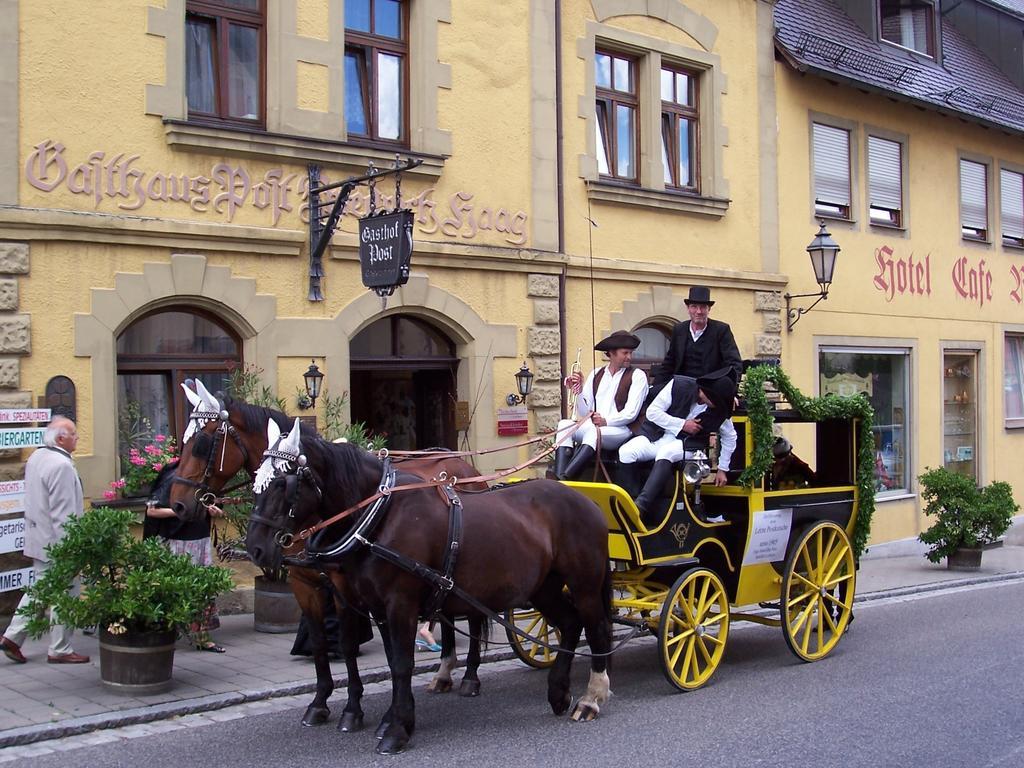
left=0, top=0, right=1019, bottom=571
left=774, top=0, right=1024, bottom=547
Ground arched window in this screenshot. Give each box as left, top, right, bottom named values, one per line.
left=632, top=323, right=671, bottom=378
left=349, top=316, right=459, bottom=450
left=116, top=309, right=241, bottom=457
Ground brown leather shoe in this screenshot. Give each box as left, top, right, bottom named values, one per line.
left=1, top=636, right=26, bottom=664
left=47, top=651, right=90, bottom=664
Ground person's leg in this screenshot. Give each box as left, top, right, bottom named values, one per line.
left=561, top=423, right=599, bottom=480
left=551, top=419, right=579, bottom=479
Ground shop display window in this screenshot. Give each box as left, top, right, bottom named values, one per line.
left=942, top=351, right=978, bottom=482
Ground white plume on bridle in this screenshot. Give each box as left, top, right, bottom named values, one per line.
left=182, top=379, right=221, bottom=445
left=253, top=417, right=303, bottom=495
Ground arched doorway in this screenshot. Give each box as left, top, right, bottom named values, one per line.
left=116, top=309, right=242, bottom=455
left=349, top=315, right=459, bottom=450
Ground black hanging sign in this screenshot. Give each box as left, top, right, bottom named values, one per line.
left=358, top=209, right=414, bottom=296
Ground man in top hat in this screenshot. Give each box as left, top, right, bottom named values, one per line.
left=617, top=367, right=737, bottom=524
left=552, top=330, right=649, bottom=481
left=651, top=285, right=742, bottom=391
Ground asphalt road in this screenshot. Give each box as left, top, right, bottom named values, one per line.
left=12, top=580, right=1024, bottom=768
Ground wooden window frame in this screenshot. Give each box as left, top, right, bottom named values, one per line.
left=595, top=50, right=639, bottom=184
left=660, top=63, right=700, bottom=193
left=185, top=0, right=266, bottom=129
left=345, top=0, right=410, bottom=147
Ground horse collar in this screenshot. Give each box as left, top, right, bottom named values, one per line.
left=305, top=458, right=397, bottom=560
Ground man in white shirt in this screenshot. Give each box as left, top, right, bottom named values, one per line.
left=618, top=368, right=737, bottom=524
left=553, top=330, right=649, bottom=481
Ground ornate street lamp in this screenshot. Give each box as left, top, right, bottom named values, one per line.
left=302, top=359, right=324, bottom=409
left=506, top=363, right=535, bottom=406
left=785, top=221, right=841, bottom=332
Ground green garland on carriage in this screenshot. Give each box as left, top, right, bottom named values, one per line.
left=738, top=364, right=875, bottom=559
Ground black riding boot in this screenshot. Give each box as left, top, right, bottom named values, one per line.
left=615, top=462, right=642, bottom=497
left=561, top=445, right=596, bottom=480
left=635, top=460, right=675, bottom=525
left=549, top=446, right=573, bottom=480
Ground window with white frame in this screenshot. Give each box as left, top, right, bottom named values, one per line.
left=960, top=158, right=989, bottom=241
left=595, top=51, right=638, bottom=182
left=867, top=135, right=903, bottom=226
left=878, top=0, right=936, bottom=57
left=1004, top=334, right=1024, bottom=425
left=820, top=347, right=911, bottom=494
left=813, top=123, right=852, bottom=219
left=1001, top=168, right=1024, bottom=248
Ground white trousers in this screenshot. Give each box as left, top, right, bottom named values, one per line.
left=3, top=559, right=76, bottom=656
left=618, top=434, right=698, bottom=464
left=555, top=419, right=633, bottom=452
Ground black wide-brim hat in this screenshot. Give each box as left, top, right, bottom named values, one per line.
left=684, top=285, right=715, bottom=306
left=594, top=330, right=641, bottom=352
left=696, top=367, right=737, bottom=416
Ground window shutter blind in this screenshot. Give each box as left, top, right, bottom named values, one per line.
left=1001, top=169, right=1024, bottom=242
left=960, top=159, right=988, bottom=231
left=868, top=136, right=902, bottom=211
left=813, top=123, right=851, bottom=207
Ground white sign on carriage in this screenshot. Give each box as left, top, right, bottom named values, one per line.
left=742, top=508, right=794, bottom=565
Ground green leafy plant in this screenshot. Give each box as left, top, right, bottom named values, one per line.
left=739, top=363, right=876, bottom=559
left=918, top=467, right=1018, bottom=563
left=320, top=390, right=387, bottom=450
left=226, top=362, right=287, bottom=412
left=20, top=507, right=234, bottom=637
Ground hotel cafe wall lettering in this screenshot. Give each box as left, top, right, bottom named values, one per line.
left=23, top=139, right=528, bottom=246
left=873, top=244, right=1020, bottom=309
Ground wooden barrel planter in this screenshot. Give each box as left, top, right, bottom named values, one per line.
left=947, top=547, right=983, bottom=571
left=99, top=627, right=177, bottom=695
left=253, top=576, right=302, bottom=633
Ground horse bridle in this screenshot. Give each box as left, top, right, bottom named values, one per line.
left=250, top=453, right=324, bottom=548
left=173, top=404, right=254, bottom=508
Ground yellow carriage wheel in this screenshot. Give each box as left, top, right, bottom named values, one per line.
left=781, top=521, right=856, bottom=662
left=504, top=609, right=561, bottom=669
left=658, top=568, right=730, bottom=691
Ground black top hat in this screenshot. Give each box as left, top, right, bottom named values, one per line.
left=594, top=330, right=641, bottom=352
left=696, top=367, right=737, bottom=416
left=684, top=286, right=715, bottom=306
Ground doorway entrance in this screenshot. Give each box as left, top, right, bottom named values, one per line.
left=349, top=315, right=459, bottom=450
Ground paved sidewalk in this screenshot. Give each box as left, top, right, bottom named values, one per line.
left=2, top=538, right=1023, bottom=749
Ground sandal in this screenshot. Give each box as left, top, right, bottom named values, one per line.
left=196, top=642, right=226, bottom=653
left=415, top=638, right=441, bottom=652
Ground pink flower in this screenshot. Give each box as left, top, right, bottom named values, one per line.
left=130, top=456, right=146, bottom=466
left=152, top=463, right=163, bottom=472
left=114, top=478, right=126, bottom=488
left=154, top=434, right=166, bottom=442
left=144, top=444, right=160, bottom=456
left=103, top=490, right=116, bottom=500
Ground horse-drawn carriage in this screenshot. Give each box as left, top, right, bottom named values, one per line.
left=509, top=383, right=863, bottom=692
left=171, top=365, right=869, bottom=752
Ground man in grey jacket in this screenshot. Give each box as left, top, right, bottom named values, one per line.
left=2, top=417, right=90, bottom=664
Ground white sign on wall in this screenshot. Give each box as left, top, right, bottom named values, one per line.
left=742, top=508, right=794, bottom=565
left=0, top=480, right=25, bottom=517
left=0, top=567, right=35, bottom=593
left=0, top=517, right=25, bottom=555
left=0, top=409, right=50, bottom=424
left=0, top=428, right=46, bottom=449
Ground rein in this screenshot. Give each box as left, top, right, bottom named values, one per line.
left=382, top=417, right=588, bottom=459
left=291, top=414, right=588, bottom=543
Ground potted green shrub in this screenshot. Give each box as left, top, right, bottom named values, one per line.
left=20, top=507, right=233, bottom=693
left=918, top=467, right=1018, bottom=570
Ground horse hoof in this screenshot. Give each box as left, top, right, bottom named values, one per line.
left=426, top=678, right=453, bottom=694
left=570, top=702, right=599, bottom=722
left=377, top=734, right=409, bottom=754
left=550, top=693, right=572, bottom=717
left=458, top=679, right=481, bottom=697
left=300, top=706, right=330, bottom=726
left=337, top=712, right=364, bottom=732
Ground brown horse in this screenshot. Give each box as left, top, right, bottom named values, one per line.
left=168, top=381, right=490, bottom=732
left=246, top=420, right=614, bottom=754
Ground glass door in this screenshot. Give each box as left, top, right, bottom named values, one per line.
left=942, top=351, right=978, bottom=481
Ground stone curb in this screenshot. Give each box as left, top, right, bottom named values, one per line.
left=5, top=571, right=1024, bottom=749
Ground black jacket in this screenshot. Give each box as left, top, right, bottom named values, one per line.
left=651, top=318, right=742, bottom=391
